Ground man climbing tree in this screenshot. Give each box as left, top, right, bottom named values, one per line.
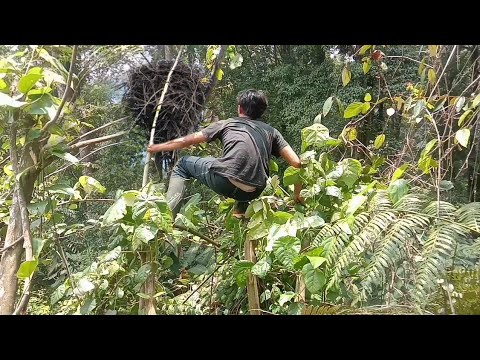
left=148, top=89, right=303, bottom=218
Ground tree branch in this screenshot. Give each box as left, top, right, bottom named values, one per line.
left=173, top=223, right=220, bottom=248
left=67, top=117, right=129, bottom=146
left=70, top=131, right=128, bottom=150
left=42, top=45, right=79, bottom=132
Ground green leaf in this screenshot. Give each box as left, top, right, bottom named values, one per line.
left=273, top=236, right=301, bottom=268
left=336, top=97, right=345, bottom=115
left=455, top=128, right=470, bottom=148
left=38, top=48, right=69, bottom=78
left=326, top=186, right=342, bottom=198
left=455, top=96, right=466, bottom=113
left=388, top=179, right=409, bottom=203
left=302, top=263, right=326, bottom=294
left=278, top=291, right=296, bottom=306
left=429, top=45, right=438, bottom=57
left=246, top=222, right=269, bottom=241
left=337, top=159, right=362, bottom=188
left=374, top=134, right=385, bottom=149
left=266, top=222, right=297, bottom=250
left=473, top=93, right=480, bottom=108
left=307, top=256, right=326, bottom=269
left=392, top=164, right=409, bottom=181
left=0, top=92, right=27, bottom=108
left=52, top=151, right=79, bottom=164
left=24, top=94, right=58, bottom=120
left=428, top=68, right=437, bottom=86
left=216, top=68, right=224, bottom=81
left=458, top=110, right=473, bottom=127
left=323, top=96, right=334, bottom=116
left=26, top=128, right=43, bottom=142
left=344, top=102, right=364, bottom=119
left=79, top=175, right=106, bottom=194
left=229, top=53, right=243, bottom=69
left=137, top=293, right=151, bottom=300
left=313, top=113, right=322, bottom=123
left=46, top=134, right=64, bottom=148
left=233, top=260, right=254, bottom=287
left=342, top=67, right=351, bottom=87
left=132, top=224, right=157, bottom=250
left=269, top=159, right=278, bottom=172
left=301, top=123, right=334, bottom=151
left=345, top=195, right=367, bottom=215
left=47, top=184, right=75, bottom=196
left=364, top=93, right=372, bottom=102
left=413, top=100, right=425, bottom=119
left=32, top=238, right=46, bottom=259
left=122, top=190, right=141, bottom=206
left=361, top=102, right=371, bottom=114
left=135, top=264, right=152, bottom=284
left=272, top=211, right=293, bottom=225
left=51, top=284, right=67, bottom=305
left=27, top=200, right=49, bottom=216
left=252, top=257, right=271, bottom=278
left=19, top=68, right=44, bottom=94
left=283, top=166, right=301, bottom=186
left=75, top=278, right=95, bottom=296
left=423, top=139, right=438, bottom=155
left=102, top=197, right=127, bottom=226
left=0, top=78, right=7, bottom=90
left=17, top=260, right=39, bottom=279
left=363, top=58, right=372, bottom=74
left=359, top=45, right=372, bottom=55
left=80, top=298, right=97, bottom=315
left=292, top=214, right=325, bottom=230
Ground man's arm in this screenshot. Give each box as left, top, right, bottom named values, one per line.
left=279, top=146, right=304, bottom=204
left=147, top=131, right=207, bottom=153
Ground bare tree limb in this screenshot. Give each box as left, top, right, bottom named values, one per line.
left=67, top=117, right=129, bottom=145
left=70, top=131, right=128, bottom=150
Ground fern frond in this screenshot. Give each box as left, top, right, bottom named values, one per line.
left=415, top=222, right=464, bottom=303
left=394, top=192, right=429, bottom=212
left=368, top=190, right=392, bottom=212
left=361, top=214, right=427, bottom=294
left=423, top=201, right=457, bottom=219
left=455, top=202, right=480, bottom=234
left=327, top=211, right=397, bottom=289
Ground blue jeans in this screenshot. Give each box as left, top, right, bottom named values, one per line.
left=167, top=156, right=263, bottom=216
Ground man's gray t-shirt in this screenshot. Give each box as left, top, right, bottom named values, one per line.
left=201, top=117, right=290, bottom=188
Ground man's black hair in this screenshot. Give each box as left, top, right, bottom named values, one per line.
left=237, top=89, right=268, bottom=119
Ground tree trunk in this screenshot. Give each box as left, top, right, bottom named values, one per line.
left=0, top=195, right=23, bottom=314
left=244, top=239, right=261, bottom=315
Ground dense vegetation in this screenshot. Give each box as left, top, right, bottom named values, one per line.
left=1, top=45, right=479, bottom=315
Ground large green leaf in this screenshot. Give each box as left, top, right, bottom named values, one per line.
left=279, top=291, right=296, bottom=306
left=19, top=67, right=44, bottom=94
left=344, top=102, right=364, bottom=118
left=74, top=278, right=95, bottom=296
left=455, top=128, right=470, bottom=148
left=291, top=214, right=325, bottom=230
left=51, top=284, right=67, bottom=305
left=307, top=256, right=327, bottom=269
left=302, top=263, right=326, bottom=294
left=134, top=264, right=152, bottom=284
left=374, top=134, right=385, bottom=149
left=132, top=224, right=158, bottom=250
left=391, top=164, right=409, bottom=182
left=102, top=197, right=127, bottom=226
left=283, top=166, right=301, bottom=186
left=337, top=159, right=362, bottom=188
left=301, top=123, right=335, bottom=151
left=266, top=222, right=297, bottom=250
left=233, top=260, right=254, bottom=287
left=388, top=179, right=409, bottom=203
left=17, top=260, right=39, bottom=279
left=251, top=257, right=271, bottom=278
left=345, top=195, right=367, bottom=215
left=79, top=175, right=106, bottom=194
left=24, top=94, right=58, bottom=120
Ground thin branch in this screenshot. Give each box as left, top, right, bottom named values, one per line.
left=70, top=131, right=128, bottom=150
left=142, top=45, right=185, bottom=187
left=42, top=45, right=79, bottom=132
left=427, top=45, right=457, bottom=103
left=46, top=140, right=128, bottom=179
left=67, top=117, right=129, bottom=145
left=173, top=223, right=220, bottom=248
left=0, top=235, right=24, bottom=254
